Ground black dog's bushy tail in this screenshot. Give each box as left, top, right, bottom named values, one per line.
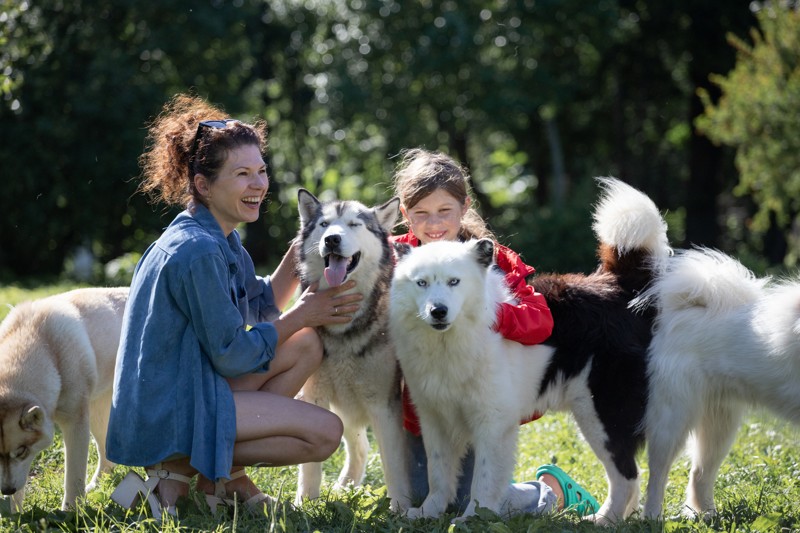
left=591, top=177, right=671, bottom=295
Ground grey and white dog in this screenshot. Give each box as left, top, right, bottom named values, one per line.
left=294, top=189, right=411, bottom=512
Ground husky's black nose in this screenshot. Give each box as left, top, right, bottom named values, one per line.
left=430, top=304, right=448, bottom=321
left=1, top=486, right=18, bottom=496
left=324, top=234, right=341, bottom=249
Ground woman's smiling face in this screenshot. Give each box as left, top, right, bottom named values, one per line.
left=196, top=144, right=268, bottom=235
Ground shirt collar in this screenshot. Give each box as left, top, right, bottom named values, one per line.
left=187, top=202, right=242, bottom=271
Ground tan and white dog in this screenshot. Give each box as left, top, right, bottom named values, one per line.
left=0, top=287, right=126, bottom=513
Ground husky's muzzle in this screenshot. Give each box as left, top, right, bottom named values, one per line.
left=427, top=302, right=450, bottom=330
left=321, top=234, right=361, bottom=287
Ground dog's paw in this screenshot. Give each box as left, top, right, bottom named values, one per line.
left=405, top=506, right=425, bottom=519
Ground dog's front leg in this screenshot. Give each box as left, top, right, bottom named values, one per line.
left=59, top=414, right=91, bottom=509
left=462, top=422, right=518, bottom=518
left=334, top=409, right=369, bottom=490
left=368, top=401, right=412, bottom=512
left=295, top=378, right=328, bottom=505
left=406, top=413, right=460, bottom=519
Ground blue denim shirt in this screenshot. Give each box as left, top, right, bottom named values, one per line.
left=106, top=203, right=280, bottom=481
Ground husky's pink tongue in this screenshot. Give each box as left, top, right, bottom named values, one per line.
left=324, top=255, right=348, bottom=287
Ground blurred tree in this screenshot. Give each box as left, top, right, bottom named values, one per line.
left=0, top=0, right=777, bottom=281
left=697, top=3, right=800, bottom=266
left=0, top=0, right=278, bottom=278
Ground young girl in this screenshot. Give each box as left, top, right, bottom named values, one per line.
left=390, top=148, right=599, bottom=517
left=106, top=94, right=358, bottom=519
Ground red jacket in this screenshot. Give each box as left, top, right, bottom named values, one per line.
left=391, top=231, right=553, bottom=435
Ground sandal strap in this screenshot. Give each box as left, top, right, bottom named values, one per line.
left=145, top=464, right=194, bottom=485
left=536, top=463, right=600, bottom=516
left=213, top=468, right=248, bottom=497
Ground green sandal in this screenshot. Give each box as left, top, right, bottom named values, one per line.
left=536, top=464, right=600, bottom=516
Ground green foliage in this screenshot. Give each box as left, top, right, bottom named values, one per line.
left=696, top=5, right=800, bottom=267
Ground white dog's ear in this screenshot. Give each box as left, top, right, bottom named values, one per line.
left=297, top=189, right=321, bottom=226
left=473, top=238, right=495, bottom=268
left=393, top=242, right=413, bottom=261
left=375, top=197, right=401, bottom=233
left=20, top=405, right=45, bottom=431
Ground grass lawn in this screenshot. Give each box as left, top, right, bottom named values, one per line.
left=1, top=286, right=798, bottom=532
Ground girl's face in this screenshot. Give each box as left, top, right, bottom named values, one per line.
left=402, top=188, right=469, bottom=244
left=195, top=144, right=268, bottom=235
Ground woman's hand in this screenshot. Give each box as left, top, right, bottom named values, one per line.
left=291, top=280, right=363, bottom=327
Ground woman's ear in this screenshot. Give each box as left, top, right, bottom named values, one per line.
left=194, top=174, right=209, bottom=197
left=462, top=196, right=471, bottom=215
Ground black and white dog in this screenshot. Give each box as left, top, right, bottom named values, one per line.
left=389, top=178, right=672, bottom=523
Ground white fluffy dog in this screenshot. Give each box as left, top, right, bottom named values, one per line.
left=640, top=247, right=800, bottom=519
left=390, top=239, right=542, bottom=520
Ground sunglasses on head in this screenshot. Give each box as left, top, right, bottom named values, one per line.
left=190, top=119, right=238, bottom=163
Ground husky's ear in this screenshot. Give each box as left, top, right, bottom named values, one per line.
left=20, top=405, right=45, bottom=431
left=297, top=189, right=321, bottom=226
left=393, top=242, right=413, bottom=261
left=375, top=197, right=401, bottom=233
left=473, top=238, right=495, bottom=268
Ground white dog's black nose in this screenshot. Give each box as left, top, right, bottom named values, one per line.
left=430, top=304, right=448, bottom=321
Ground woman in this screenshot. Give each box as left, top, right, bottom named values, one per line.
left=390, top=147, right=599, bottom=517
left=107, top=94, right=357, bottom=519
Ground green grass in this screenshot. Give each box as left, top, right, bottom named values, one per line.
left=1, top=286, right=798, bottom=532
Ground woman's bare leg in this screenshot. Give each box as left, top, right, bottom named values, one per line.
left=227, top=327, right=323, bottom=397
left=196, top=327, right=341, bottom=500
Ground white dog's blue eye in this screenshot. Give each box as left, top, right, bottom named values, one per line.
left=448, top=278, right=460, bottom=286
left=416, top=279, right=427, bottom=288
left=348, top=222, right=361, bottom=228
left=320, top=221, right=329, bottom=227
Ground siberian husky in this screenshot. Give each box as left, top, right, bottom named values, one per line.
left=294, top=189, right=411, bottom=511
left=639, top=248, right=800, bottom=519
left=389, top=178, right=671, bottom=523
left=0, top=287, right=126, bottom=513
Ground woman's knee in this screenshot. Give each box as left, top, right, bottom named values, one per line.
left=291, top=327, right=324, bottom=369
left=309, top=412, right=344, bottom=462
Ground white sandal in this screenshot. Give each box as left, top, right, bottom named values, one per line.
left=111, top=465, right=193, bottom=521
left=204, top=468, right=275, bottom=515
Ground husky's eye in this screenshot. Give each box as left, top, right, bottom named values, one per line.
left=448, top=278, right=460, bottom=286
left=320, top=221, right=329, bottom=228
left=416, top=279, right=428, bottom=288
left=12, top=446, right=28, bottom=460
left=348, top=222, right=361, bottom=228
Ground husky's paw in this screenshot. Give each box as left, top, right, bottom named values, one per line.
left=405, top=506, right=425, bottom=519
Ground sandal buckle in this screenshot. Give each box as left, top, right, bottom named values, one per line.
left=154, top=468, right=171, bottom=479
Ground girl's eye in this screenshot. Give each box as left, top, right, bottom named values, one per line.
left=416, top=279, right=428, bottom=288
left=448, top=278, right=460, bottom=286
